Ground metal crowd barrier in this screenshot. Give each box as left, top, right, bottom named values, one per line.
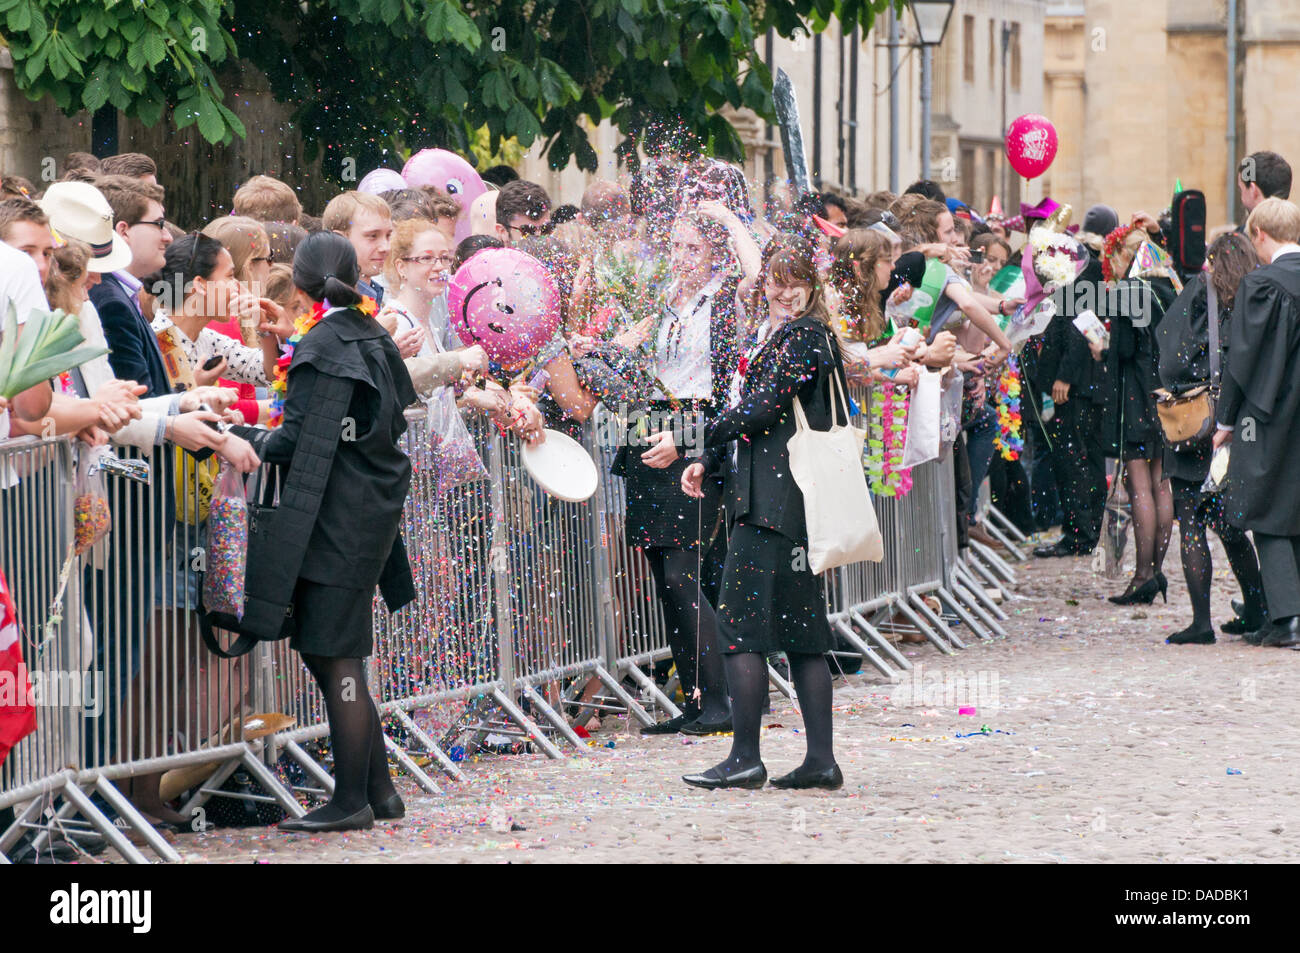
left=1, top=379, right=1012, bottom=863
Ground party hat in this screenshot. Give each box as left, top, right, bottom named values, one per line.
left=1129, top=239, right=1184, bottom=292
left=989, top=195, right=1003, bottom=218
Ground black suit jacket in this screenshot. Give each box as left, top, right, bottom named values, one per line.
left=91, top=274, right=171, bottom=399
left=702, top=315, right=847, bottom=545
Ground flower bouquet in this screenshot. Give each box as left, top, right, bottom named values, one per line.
left=1002, top=227, right=1089, bottom=347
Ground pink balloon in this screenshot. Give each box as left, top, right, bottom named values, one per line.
left=401, top=148, right=487, bottom=242
left=447, top=248, right=561, bottom=369
left=1005, top=114, right=1058, bottom=180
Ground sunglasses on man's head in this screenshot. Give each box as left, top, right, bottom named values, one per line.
left=506, top=220, right=555, bottom=238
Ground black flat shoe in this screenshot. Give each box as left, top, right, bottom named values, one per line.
left=770, top=764, right=844, bottom=790
left=1166, top=625, right=1215, bottom=645
left=1262, top=616, right=1300, bottom=648
left=682, top=764, right=767, bottom=790
left=279, top=804, right=374, bottom=833
left=680, top=717, right=732, bottom=736
left=371, top=793, right=405, bottom=821
left=1033, top=540, right=1079, bottom=558
left=1243, top=624, right=1271, bottom=646
left=640, top=713, right=690, bottom=736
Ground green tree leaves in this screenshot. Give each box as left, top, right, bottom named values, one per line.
left=1, top=0, right=892, bottom=172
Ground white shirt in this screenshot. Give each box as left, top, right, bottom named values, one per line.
left=151, top=309, right=270, bottom=386
left=0, top=241, right=48, bottom=329
left=656, top=275, right=724, bottom=401
left=1272, top=243, right=1300, bottom=263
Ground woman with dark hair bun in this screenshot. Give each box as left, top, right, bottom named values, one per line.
left=230, top=230, right=418, bottom=832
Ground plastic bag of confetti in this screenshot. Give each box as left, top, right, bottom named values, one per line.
left=73, top=445, right=112, bottom=555
left=426, top=386, right=488, bottom=494
left=202, top=462, right=248, bottom=618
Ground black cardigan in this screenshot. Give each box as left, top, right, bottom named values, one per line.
left=702, top=315, right=847, bottom=544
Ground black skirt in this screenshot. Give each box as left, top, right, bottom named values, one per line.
left=715, top=522, right=834, bottom=656
left=289, top=578, right=375, bottom=659
left=618, top=401, right=722, bottom=549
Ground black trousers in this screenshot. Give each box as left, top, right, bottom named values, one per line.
left=1252, top=533, right=1300, bottom=622
left=952, top=436, right=971, bottom=550
left=1049, top=398, right=1107, bottom=549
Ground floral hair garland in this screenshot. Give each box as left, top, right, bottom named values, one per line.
left=1100, top=224, right=1137, bottom=282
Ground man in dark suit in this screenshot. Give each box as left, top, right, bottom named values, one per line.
left=1214, top=197, right=1300, bottom=648
left=1033, top=209, right=1115, bottom=557
left=90, top=175, right=173, bottom=397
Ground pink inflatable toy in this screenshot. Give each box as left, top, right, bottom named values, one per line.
left=447, top=248, right=561, bottom=370
left=401, top=148, right=487, bottom=241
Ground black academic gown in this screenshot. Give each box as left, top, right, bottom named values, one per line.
left=233, top=306, right=417, bottom=657
left=1217, top=253, right=1300, bottom=534
left=1097, top=276, right=1177, bottom=457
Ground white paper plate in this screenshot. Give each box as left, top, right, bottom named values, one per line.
left=520, top=429, right=599, bottom=502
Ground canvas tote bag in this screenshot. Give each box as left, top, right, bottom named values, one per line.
left=787, top=341, right=884, bottom=573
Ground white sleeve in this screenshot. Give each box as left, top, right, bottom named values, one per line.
left=3, top=252, right=50, bottom=325
left=198, top=328, right=270, bottom=385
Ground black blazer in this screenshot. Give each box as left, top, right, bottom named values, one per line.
left=702, top=315, right=848, bottom=544
left=91, top=273, right=171, bottom=399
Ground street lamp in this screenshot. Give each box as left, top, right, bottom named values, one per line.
left=909, top=0, right=955, bottom=180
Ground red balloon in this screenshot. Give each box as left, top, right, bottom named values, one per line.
left=1005, top=114, right=1058, bottom=179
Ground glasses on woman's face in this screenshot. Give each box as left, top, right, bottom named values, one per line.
left=402, top=253, right=454, bottom=267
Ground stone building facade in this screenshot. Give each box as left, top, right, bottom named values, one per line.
left=1044, top=0, right=1300, bottom=230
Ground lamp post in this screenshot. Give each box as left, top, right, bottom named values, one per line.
left=909, top=0, right=955, bottom=181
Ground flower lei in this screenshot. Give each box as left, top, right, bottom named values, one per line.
left=269, top=296, right=376, bottom=428
left=992, top=355, right=1023, bottom=460
left=864, top=382, right=913, bottom=497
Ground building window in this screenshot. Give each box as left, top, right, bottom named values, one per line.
left=961, top=146, right=976, bottom=202
left=1010, top=22, right=1021, bottom=91
left=963, top=15, right=975, bottom=83
left=988, top=19, right=995, bottom=89
left=982, top=147, right=996, bottom=213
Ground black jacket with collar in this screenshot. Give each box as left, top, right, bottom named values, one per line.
left=702, top=314, right=848, bottom=544
left=233, top=306, right=417, bottom=618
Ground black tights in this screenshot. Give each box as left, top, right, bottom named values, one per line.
left=705, top=651, right=835, bottom=778
left=645, top=546, right=729, bottom=722
left=300, top=654, right=396, bottom=822
left=1175, top=494, right=1266, bottom=632
left=1124, top=457, right=1173, bottom=584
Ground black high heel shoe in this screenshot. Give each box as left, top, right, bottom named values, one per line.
left=1109, top=576, right=1164, bottom=606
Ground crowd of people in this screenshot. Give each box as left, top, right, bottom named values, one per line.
left=1, top=136, right=1297, bottom=839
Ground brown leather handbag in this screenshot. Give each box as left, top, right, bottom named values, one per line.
left=1155, top=278, right=1219, bottom=449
